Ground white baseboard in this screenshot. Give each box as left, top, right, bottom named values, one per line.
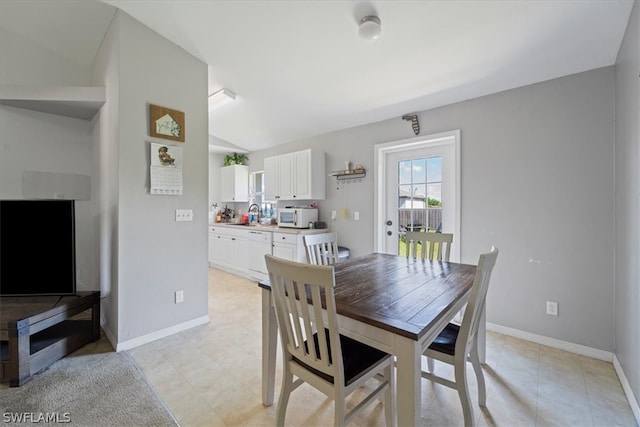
left=488, top=322, right=640, bottom=425
left=613, top=355, right=640, bottom=425
left=114, top=315, right=210, bottom=352
left=487, top=322, right=613, bottom=361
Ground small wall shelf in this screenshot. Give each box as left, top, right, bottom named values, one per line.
left=329, top=168, right=366, bottom=182
left=0, top=86, right=106, bottom=121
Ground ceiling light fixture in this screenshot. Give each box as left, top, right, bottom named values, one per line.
left=358, top=15, right=382, bottom=41
left=208, top=88, right=236, bottom=111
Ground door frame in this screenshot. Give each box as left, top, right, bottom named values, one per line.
left=374, top=130, right=461, bottom=260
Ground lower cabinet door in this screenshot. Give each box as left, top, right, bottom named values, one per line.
left=233, top=237, right=249, bottom=272
left=209, top=233, right=224, bottom=264
left=273, top=243, right=296, bottom=262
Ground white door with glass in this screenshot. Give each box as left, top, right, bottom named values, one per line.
left=376, top=131, right=460, bottom=261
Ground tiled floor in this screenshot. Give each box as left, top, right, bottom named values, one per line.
left=128, top=268, right=638, bottom=427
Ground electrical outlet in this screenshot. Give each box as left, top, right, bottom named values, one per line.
left=331, top=210, right=337, bottom=220
left=175, top=290, right=184, bottom=304
left=546, top=301, right=558, bottom=316
left=175, top=209, right=193, bottom=221
left=354, top=211, right=360, bottom=221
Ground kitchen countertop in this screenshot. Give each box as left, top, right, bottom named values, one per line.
left=210, top=222, right=330, bottom=235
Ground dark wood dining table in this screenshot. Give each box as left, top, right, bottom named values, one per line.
left=259, top=252, right=478, bottom=427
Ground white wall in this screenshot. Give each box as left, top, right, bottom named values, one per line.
left=0, top=28, right=90, bottom=86
left=615, top=0, right=640, bottom=408
left=106, top=11, right=209, bottom=344
left=208, top=152, right=225, bottom=208
left=91, top=10, right=120, bottom=338
left=0, top=27, right=97, bottom=293
left=2, top=6, right=209, bottom=349
left=247, top=68, right=616, bottom=352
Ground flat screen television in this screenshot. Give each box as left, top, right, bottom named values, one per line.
left=0, top=200, right=76, bottom=296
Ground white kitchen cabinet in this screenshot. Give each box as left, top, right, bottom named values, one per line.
left=263, top=149, right=325, bottom=200
left=210, top=225, right=332, bottom=278
left=208, top=229, right=222, bottom=264
left=220, top=164, right=249, bottom=202
left=264, top=156, right=278, bottom=201
left=208, top=226, right=248, bottom=276
left=232, top=235, right=249, bottom=272
left=277, top=152, right=294, bottom=200
left=272, top=232, right=307, bottom=263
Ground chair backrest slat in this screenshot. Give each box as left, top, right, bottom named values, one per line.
left=457, top=247, right=499, bottom=354
left=266, top=255, right=342, bottom=381
left=405, top=231, right=453, bottom=262
left=304, top=232, right=340, bottom=265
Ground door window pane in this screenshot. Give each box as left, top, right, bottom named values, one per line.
left=398, top=160, right=412, bottom=185
left=398, top=155, right=444, bottom=254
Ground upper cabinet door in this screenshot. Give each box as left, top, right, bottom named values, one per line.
left=293, top=150, right=311, bottom=199
left=263, top=156, right=279, bottom=201
left=262, top=149, right=325, bottom=200
left=220, top=165, right=249, bottom=202
left=277, top=153, right=294, bottom=200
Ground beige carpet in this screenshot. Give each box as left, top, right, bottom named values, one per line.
left=0, top=337, right=178, bottom=426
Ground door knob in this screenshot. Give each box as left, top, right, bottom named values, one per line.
left=386, top=220, right=392, bottom=226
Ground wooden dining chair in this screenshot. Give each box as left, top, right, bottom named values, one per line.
left=405, top=231, right=453, bottom=261
left=264, top=255, right=396, bottom=427
left=420, top=247, right=498, bottom=427
left=406, top=231, right=455, bottom=371
left=303, top=232, right=340, bottom=265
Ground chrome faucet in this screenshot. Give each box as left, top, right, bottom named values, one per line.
left=248, top=204, right=261, bottom=223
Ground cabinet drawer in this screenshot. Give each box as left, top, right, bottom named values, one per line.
left=273, top=232, right=296, bottom=244
left=248, top=230, right=272, bottom=243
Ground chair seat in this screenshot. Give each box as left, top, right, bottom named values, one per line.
left=294, top=330, right=389, bottom=386
left=428, top=322, right=460, bottom=356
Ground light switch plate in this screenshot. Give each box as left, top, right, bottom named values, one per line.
left=175, top=209, right=193, bottom=221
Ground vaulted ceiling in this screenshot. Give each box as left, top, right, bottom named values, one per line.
left=2, top=0, right=634, bottom=152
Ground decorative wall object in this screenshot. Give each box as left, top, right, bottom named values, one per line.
left=402, top=113, right=420, bottom=135
left=149, top=104, right=185, bottom=142
left=150, top=142, right=183, bottom=195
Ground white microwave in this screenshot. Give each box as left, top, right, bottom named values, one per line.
left=278, top=208, right=318, bottom=228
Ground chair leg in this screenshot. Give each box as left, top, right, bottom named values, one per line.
left=426, top=356, right=435, bottom=372
left=276, top=370, right=293, bottom=427
left=454, top=355, right=474, bottom=427
left=469, top=343, right=486, bottom=406
left=384, top=364, right=396, bottom=427
left=334, top=389, right=346, bottom=427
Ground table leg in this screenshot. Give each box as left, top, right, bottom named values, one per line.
left=261, top=288, right=277, bottom=406
left=394, top=335, right=422, bottom=427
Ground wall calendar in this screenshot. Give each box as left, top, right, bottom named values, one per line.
left=150, top=142, right=183, bottom=195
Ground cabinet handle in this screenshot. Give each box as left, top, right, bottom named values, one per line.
left=232, top=238, right=236, bottom=241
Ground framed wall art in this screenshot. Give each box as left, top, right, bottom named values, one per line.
left=149, top=104, right=185, bottom=142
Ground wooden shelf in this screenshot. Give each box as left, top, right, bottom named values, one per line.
left=329, top=169, right=366, bottom=181
left=0, top=86, right=106, bottom=120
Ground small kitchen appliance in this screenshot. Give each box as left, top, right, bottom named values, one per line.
left=278, top=207, right=318, bottom=228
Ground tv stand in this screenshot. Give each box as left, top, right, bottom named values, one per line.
left=0, top=291, right=100, bottom=386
